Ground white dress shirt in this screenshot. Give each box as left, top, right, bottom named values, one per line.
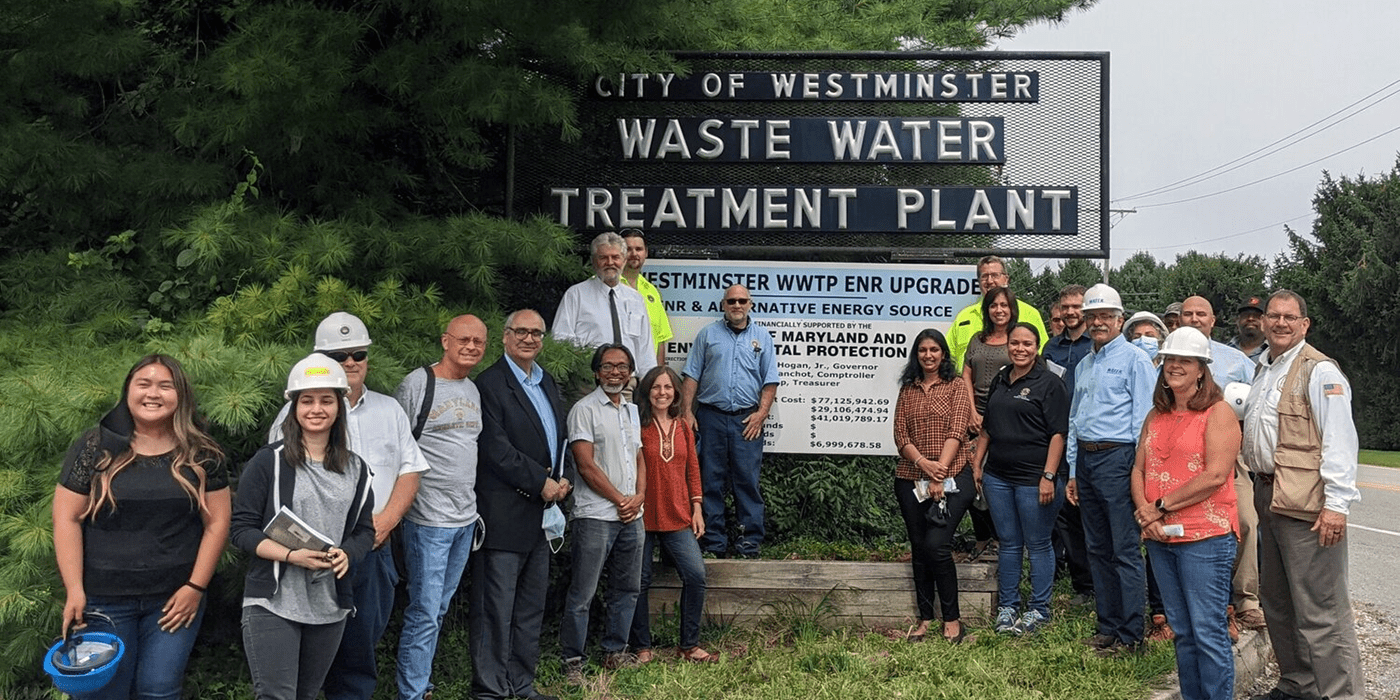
left=553, top=276, right=656, bottom=376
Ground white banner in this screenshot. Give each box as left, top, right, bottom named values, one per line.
left=648, top=260, right=978, bottom=455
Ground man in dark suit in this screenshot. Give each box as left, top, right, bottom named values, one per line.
left=470, top=309, right=573, bottom=700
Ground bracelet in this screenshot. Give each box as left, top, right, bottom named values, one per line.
left=184, top=580, right=207, bottom=593
left=285, top=549, right=295, bottom=563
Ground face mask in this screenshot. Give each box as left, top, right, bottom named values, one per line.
left=1132, top=335, right=1159, bottom=358
left=542, top=504, right=566, bottom=553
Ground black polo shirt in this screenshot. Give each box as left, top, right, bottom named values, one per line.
left=982, top=363, right=1071, bottom=486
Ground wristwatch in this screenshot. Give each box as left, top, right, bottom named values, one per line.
left=1042, top=471, right=1056, bottom=481
left=1155, top=497, right=1170, bottom=514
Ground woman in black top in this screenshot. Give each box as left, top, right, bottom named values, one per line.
left=972, top=323, right=1069, bottom=636
left=53, top=354, right=229, bottom=700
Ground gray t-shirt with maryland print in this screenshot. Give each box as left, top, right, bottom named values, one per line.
left=394, top=366, right=481, bottom=528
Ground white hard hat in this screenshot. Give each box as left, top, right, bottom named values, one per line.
left=1223, top=382, right=1251, bottom=420
left=285, top=353, right=350, bottom=399
left=1081, top=283, right=1124, bottom=313
left=314, top=312, right=373, bottom=352
left=1157, top=327, right=1213, bottom=363
left=1124, top=311, right=1167, bottom=339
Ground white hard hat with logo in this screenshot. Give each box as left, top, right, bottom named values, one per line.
left=1157, top=327, right=1213, bottom=363
left=285, top=353, right=350, bottom=399
left=314, top=312, right=373, bottom=352
left=1223, top=382, right=1251, bottom=420
left=1081, top=283, right=1124, bottom=313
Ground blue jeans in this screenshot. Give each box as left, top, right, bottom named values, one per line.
left=630, top=528, right=708, bottom=650
left=982, top=471, right=1064, bottom=617
left=396, top=520, right=476, bottom=700
left=696, top=404, right=765, bottom=556
left=324, top=545, right=398, bottom=700
left=1076, top=444, right=1146, bottom=644
left=1147, top=536, right=1237, bottom=700
left=560, top=517, right=644, bottom=660
left=75, top=593, right=206, bottom=700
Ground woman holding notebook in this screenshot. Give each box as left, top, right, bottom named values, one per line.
left=231, top=353, right=375, bottom=700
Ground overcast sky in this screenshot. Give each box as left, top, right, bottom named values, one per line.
left=998, top=0, right=1400, bottom=270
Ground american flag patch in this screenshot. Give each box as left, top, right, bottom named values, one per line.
left=1324, top=383, right=1344, bottom=396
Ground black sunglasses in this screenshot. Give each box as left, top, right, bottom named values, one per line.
left=324, top=350, right=368, bottom=363
left=725, top=298, right=750, bottom=305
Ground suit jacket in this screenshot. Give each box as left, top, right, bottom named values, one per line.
left=475, top=356, right=573, bottom=552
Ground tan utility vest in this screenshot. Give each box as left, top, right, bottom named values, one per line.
left=1268, top=343, right=1337, bottom=520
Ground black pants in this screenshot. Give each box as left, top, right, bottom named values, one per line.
left=1054, top=500, right=1095, bottom=595
left=895, top=470, right=976, bottom=622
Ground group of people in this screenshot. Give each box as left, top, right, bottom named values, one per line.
left=52, top=230, right=779, bottom=700
left=892, top=255, right=1363, bottom=700
left=51, top=245, right=1363, bottom=700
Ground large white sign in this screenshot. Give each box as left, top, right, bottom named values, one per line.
left=649, top=260, right=978, bottom=455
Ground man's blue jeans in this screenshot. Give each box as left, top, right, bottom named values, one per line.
left=630, top=528, right=708, bottom=650
left=396, top=520, right=476, bottom=700
left=696, top=404, right=765, bottom=556
left=1076, top=444, right=1146, bottom=644
left=1147, top=536, right=1237, bottom=700
left=324, top=544, right=398, bottom=700
left=982, top=471, right=1064, bottom=618
left=76, top=593, right=206, bottom=700
left=560, top=517, right=644, bottom=661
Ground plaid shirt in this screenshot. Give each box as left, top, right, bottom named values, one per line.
left=892, top=378, right=974, bottom=481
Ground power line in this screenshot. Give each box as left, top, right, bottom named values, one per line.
left=1132, top=212, right=1313, bottom=251
left=1116, top=78, right=1400, bottom=202
left=1132, top=123, right=1400, bottom=209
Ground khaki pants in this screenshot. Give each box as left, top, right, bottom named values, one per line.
left=1231, top=461, right=1261, bottom=612
left=1254, top=478, right=1364, bottom=700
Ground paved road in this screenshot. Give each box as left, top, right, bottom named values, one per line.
left=1349, top=464, right=1400, bottom=611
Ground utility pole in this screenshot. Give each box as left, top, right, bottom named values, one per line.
left=1104, top=208, right=1138, bottom=284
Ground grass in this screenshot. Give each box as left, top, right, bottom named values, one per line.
left=1358, top=449, right=1400, bottom=469
left=543, top=592, right=1177, bottom=700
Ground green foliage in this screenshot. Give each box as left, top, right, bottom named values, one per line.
left=1274, top=162, right=1400, bottom=449
left=760, top=455, right=906, bottom=547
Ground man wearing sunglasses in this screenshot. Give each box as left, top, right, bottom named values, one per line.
left=681, top=285, right=779, bottom=559
left=266, top=311, right=429, bottom=700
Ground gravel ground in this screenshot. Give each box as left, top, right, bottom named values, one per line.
left=1241, top=601, right=1400, bottom=700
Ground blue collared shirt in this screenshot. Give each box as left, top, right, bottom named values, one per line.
left=1065, top=334, right=1157, bottom=476
left=682, top=318, right=780, bottom=411
left=1043, top=330, right=1093, bottom=395
left=1208, top=339, right=1254, bottom=389
left=507, top=358, right=561, bottom=476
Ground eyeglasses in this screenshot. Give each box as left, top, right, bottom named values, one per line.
left=506, top=327, right=545, bottom=340
left=324, top=350, right=367, bottom=363
left=725, top=298, right=750, bottom=306
left=1265, top=312, right=1304, bottom=325
left=979, top=272, right=1008, bottom=281
left=598, top=363, right=632, bottom=373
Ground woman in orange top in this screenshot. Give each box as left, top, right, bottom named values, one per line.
left=1131, top=327, right=1240, bottom=700
left=629, top=366, right=714, bottom=663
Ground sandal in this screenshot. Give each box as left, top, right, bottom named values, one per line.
left=679, top=646, right=718, bottom=663
left=635, top=648, right=655, bottom=664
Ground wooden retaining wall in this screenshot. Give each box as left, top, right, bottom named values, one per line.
left=648, top=559, right=997, bottom=630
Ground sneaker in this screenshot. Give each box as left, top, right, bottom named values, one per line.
left=562, top=658, right=586, bottom=686
left=1081, top=633, right=1116, bottom=649
left=1011, top=610, right=1047, bottom=636
left=1146, top=613, right=1175, bottom=642
left=993, top=606, right=1019, bottom=634
left=603, top=651, right=640, bottom=670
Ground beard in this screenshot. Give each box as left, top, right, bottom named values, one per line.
left=1238, top=325, right=1265, bottom=345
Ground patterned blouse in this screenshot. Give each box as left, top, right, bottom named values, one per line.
left=1142, top=406, right=1238, bottom=542
left=892, top=378, right=973, bottom=482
